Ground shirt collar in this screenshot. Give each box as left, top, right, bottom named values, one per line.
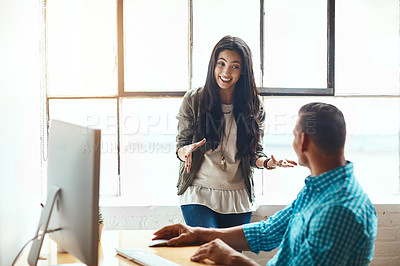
left=304, top=161, right=353, bottom=192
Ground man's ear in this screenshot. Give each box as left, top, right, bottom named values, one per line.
left=300, top=133, right=309, bottom=153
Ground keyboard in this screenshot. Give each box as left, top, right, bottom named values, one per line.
left=115, top=247, right=180, bottom=266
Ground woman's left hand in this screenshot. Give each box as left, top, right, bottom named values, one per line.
left=267, top=155, right=297, bottom=169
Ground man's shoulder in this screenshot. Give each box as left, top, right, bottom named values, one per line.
left=312, top=194, right=376, bottom=226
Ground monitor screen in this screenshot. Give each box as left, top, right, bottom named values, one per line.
left=28, top=120, right=101, bottom=265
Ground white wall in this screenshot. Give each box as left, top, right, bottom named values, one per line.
left=0, top=0, right=42, bottom=265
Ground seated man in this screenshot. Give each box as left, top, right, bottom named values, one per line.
left=154, top=102, right=378, bottom=265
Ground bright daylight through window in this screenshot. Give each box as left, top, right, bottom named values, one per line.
left=45, top=0, right=399, bottom=205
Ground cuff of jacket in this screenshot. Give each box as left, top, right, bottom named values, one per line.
left=254, top=154, right=268, bottom=169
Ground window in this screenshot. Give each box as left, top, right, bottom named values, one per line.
left=263, top=0, right=327, bottom=88
left=119, top=98, right=181, bottom=204
left=46, top=0, right=119, bottom=196
left=192, top=0, right=261, bottom=88
left=259, top=96, right=399, bottom=204
left=49, top=99, right=119, bottom=196
left=124, top=0, right=188, bottom=92
left=46, top=0, right=117, bottom=97
left=335, top=0, right=399, bottom=95
left=44, top=0, right=399, bottom=205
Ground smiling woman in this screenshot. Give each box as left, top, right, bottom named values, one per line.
left=175, top=36, right=265, bottom=228
left=174, top=36, right=296, bottom=229
left=214, top=50, right=243, bottom=98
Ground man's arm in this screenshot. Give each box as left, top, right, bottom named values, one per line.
left=153, top=223, right=251, bottom=251
left=243, top=204, right=293, bottom=254
left=154, top=203, right=294, bottom=251
left=154, top=203, right=294, bottom=265
left=154, top=224, right=258, bottom=265
left=190, top=238, right=260, bottom=266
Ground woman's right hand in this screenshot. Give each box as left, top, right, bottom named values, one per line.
left=179, top=138, right=206, bottom=173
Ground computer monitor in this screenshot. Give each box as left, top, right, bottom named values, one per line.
left=28, top=120, right=101, bottom=266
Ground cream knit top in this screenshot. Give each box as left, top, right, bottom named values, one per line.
left=179, top=104, right=258, bottom=214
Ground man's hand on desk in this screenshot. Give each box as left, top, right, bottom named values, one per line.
left=153, top=223, right=203, bottom=246
left=191, top=238, right=260, bottom=266
left=153, top=223, right=260, bottom=266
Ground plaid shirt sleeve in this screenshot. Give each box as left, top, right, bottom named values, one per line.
left=292, top=205, right=368, bottom=265
left=242, top=204, right=293, bottom=253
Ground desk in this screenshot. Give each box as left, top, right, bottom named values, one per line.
left=23, top=230, right=222, bottom=265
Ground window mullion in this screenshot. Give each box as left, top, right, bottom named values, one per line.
left=117, top=0, right=124, bottom=196
left=188, top=0, right=193, bottom=91
left=327, top=0, right=335, bottom=92
left=117, top=0, right=124, bottom=97
left=260, top=0, right=264, bottom=87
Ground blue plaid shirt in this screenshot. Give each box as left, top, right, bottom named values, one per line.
left=243, top=162, right=377, bottom=265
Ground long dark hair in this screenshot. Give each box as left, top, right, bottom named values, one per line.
left=197, top=35, right=261, bottom=159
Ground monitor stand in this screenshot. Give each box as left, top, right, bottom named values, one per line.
left=27, top=185, right=61, bottom=266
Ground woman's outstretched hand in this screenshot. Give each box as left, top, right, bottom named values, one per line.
left=267, top=155, right=297, bottom=169
left=180, top=138, right=206, bottom=173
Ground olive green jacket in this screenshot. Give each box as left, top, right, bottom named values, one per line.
left=176, top=88, right=267, bottom=203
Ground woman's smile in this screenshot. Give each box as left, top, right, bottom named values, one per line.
left=214, top=49, right=242, bottom=92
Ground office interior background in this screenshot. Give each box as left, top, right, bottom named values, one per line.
left=0, top=0, right=399, bottom=265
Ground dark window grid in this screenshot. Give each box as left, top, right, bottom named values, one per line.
left=116, top=0, right=335, bottom=98
left=46, top=0, right=336, bottom=196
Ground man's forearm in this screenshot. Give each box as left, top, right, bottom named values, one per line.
left=198, top=225, right=252, bottom=251
left=228, top=253, right=261, bottom=266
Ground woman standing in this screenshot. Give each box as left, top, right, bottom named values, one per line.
left=176, top=35, right=296, bottom=228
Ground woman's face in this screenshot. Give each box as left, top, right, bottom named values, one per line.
left=214, top=49, right=242, bottom=92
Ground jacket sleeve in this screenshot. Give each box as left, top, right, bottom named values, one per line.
left=251, top=96, right=267, bottom=167
left=176, top=89, right=197, bottom=161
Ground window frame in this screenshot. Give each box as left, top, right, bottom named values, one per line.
left=116, top=0, right=335, bottom=97
left=49, top=0, right=400, bottom=201
left=45, top=0, right=336, bottom=197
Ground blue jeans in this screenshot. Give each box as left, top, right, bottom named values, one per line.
left=181, top=204, right=252, bottom=228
